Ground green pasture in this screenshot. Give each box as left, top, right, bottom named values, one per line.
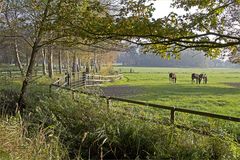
left=109, top=67, right=240, bottom=117
left=105, top=67, right=240, bottom=138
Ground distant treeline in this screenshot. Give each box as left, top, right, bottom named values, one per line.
left=117, top=49, right=240, bottom=68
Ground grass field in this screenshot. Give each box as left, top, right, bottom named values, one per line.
left=108, top=67, right=240, bottom=116
left=104, top=67, right=240, bottom=138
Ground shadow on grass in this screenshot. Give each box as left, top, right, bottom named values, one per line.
left=141, top=84, right=240, bottom=96
left=102, top=84, right=240, bottom=100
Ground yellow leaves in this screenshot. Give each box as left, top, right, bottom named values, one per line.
left=205, top=48, right=221, bottom=58
left=80, top=0, right=89, bottom=12
left=229, top=46, right=238, bottom=55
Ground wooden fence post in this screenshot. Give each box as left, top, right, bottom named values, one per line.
left=107, top=97, right=111, bottom=109
left=170, top=107, right=175, bottom=124
left=72, top=90, right=75, bottom=100
left=66, top=73, right=71, bottom=87
left=57, top=78, right=60, bottom=86
left=9, top=71, right=12, bottom=78
left=49, top=84, right=52, bottom=94
left=82, top=72, right=86, bottom=86
left=65, top=73, right=68, bottom=84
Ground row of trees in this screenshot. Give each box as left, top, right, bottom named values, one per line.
left=0, top=0, right=239, bottom=110
left=0, top=42, right=119, bottom=77
left=118, top=47, right=240, bottom=68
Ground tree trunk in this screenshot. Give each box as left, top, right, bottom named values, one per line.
left=90, top=59, right=93, bottom=71
left=18, top=41, right=40, bottom=110
left=78, top=58, right=81, bottom=72
left=42, top=48, right=47, bottom=75
left=97, top=61, right=101, bottom=73
left=93, top=52, right=97, bottom=73
left=14, top=39, right=24, bottom=76
left=67, top=51, right=70, bottom=73
left=47, top=46, right=53, bottom=78
left=58, top=50, right=62, bottom=74
left=86, top=62, right=90, bottom=73
left=72, top=52, right=78, bottom=76
left=18, top=0, right=50, bottom=111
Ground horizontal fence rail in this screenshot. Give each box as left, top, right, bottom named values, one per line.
left=69, top=73, right=123, bottom=88
left=107, top=97, right=240, bottom=122
left=50, top=84, right=240, bottom=123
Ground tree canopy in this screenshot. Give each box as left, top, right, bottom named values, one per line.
left=76, top=0, right=240, bottom=58
left=1, top=0, right=239, bottom=56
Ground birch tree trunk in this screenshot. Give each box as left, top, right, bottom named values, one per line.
left=78, top=58, right=81, bottom=71
left=47, top=46, right=53, bottom=78
left=14, top=39, right=24, bottom=76
left=42, top=48, right=47, bottom=75
left=67, top=51, right=70, bottom=73
left=72, top=52, right=78, bottom=80
left=58, top=50, right=62, bottom=74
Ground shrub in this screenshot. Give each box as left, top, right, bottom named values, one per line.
left=0, top=89, right=19, bottom=115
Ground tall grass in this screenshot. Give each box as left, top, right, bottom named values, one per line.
left=0, top=75, right=240, bottom=159
left=0, top=114, right=67, bottom=160
left=0, top=86, right=67, bottom=160
left=31, top=89, right=240, bottom=159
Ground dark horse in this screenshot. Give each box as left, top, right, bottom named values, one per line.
left=192, top=73, right=207, bottom=84
left=169, top=72, right=176, bottom=83
left=192, top=73, right=200, bottom=84
left=199, top=73, right=207, bottom=84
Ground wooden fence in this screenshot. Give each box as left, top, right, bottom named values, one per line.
left=62, top=73, right=123, bottom=88
left=49, top=73, right=123, bottom=91
left=0, top=70, right=22, bottom=78
left=50, top=82, right=240, bottom=125
left=0, top=69, right=40, bottom=78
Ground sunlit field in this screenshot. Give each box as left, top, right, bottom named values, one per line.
left=108, top=67, right=240, bottom=117
left=103, top=67, right=240, bottom=139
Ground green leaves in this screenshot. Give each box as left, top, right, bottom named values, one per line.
left=2, top=0, right=239, bottom=59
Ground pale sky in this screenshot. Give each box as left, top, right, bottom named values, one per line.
left=153, top=0, right=186, bottom=18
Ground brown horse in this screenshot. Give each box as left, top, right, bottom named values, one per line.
left=169, top=72, right=176, bottom=83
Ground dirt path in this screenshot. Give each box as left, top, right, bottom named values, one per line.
left=101, top=85, right=144, bottom=97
